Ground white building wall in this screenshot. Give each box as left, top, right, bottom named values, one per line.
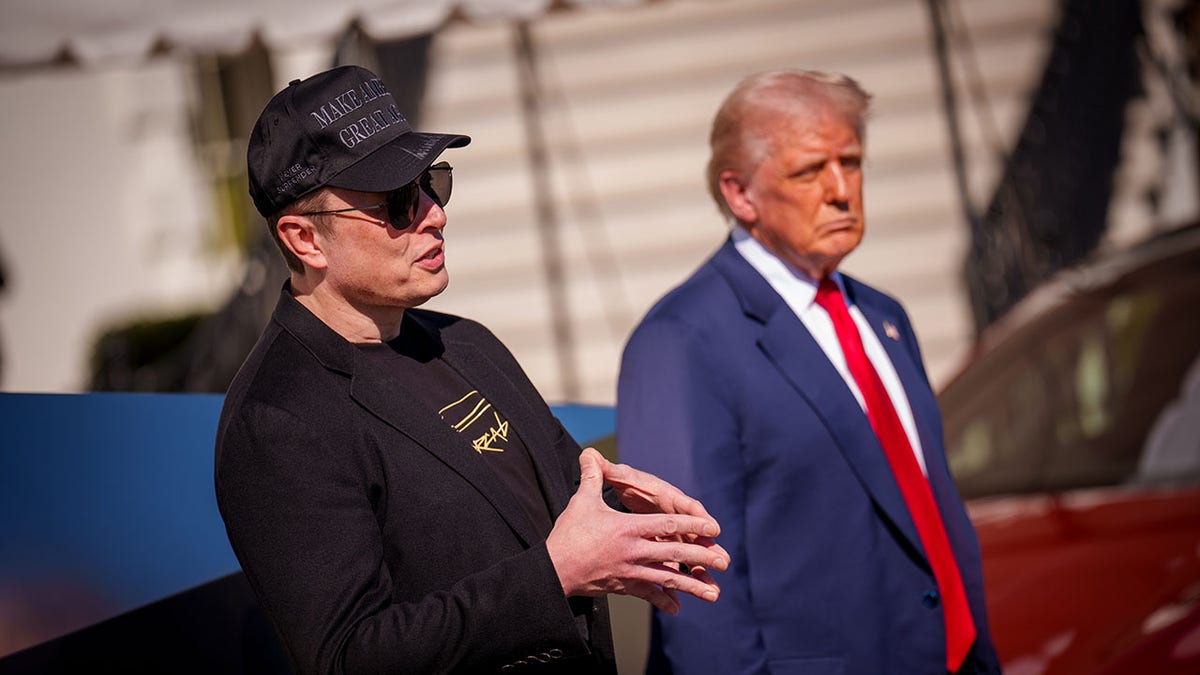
left=12, top=0, right=1172, bottom=410
left=418, top=0, right=1060, bottom=404
left=0, top=61, right=240, bottom=392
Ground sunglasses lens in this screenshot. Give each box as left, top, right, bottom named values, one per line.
left=424, top=162, right=453, bottom=208
left=386, top=183, right=419, bottom=225
left=384, top=163, right=454, bottom=226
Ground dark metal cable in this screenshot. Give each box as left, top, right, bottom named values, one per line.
left=514, top=21, right=581, bottom=401
left=538, top=38, right=635, bottom=343
left=925, top=0, right=982, bottom=239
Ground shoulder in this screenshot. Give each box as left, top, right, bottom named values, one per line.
left=224, top=319, right=329, bottom=408
left=214, top=328, right=353, bottom=500
left=638, top=258, right=738, bottom=331
left=840, top=273, right=928, bottom=365
left=842, top=274, right=910, bottom=322
left=216, top=316, right=351, bottom=454
left=622, top=259, right=743, bottom=371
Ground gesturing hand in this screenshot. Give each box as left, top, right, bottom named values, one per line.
left=596, top=449, right=717, bottom=520
left=545, top=448, right=730, bottom=615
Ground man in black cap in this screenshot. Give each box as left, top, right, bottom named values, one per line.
left=214, top=65, right=729, bottom=675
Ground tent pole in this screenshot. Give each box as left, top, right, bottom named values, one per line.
left=514, top=21, right=581, bottom=401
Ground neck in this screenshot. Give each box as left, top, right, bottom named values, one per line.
left=733, top=224, right=840, bottom=282
left=290, top=273, right=404, bottom=343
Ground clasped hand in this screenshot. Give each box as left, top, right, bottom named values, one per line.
left=546, top=448, right=730, bottom=615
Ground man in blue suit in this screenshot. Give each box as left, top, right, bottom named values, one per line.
left=617, top=70, right=1001, bottom=674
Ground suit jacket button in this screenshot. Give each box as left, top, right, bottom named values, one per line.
left=922, top=590, right=940, bottom=608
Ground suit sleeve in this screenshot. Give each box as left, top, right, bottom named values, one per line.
left=616, top=315, right=769, bottom=675
left=215, top=400, right=590, bottom=675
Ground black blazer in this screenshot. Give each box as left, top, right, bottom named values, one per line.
left=215, top=286, right=615, bottom=675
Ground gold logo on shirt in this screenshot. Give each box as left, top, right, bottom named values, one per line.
left=439, top=390, right=509, bottom=454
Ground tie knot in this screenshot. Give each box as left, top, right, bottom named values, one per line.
left=815, top=277, right=844, bottom=312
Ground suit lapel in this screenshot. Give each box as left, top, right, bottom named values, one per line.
left=711, top=243, right=926, bottom=560
left=348, top=334, right=545, bottom=549
left=757, top=313, right=925, bottom=557
left=848, top=283, right=946, bottom=471
left=849, top=283, right=962, bottom=521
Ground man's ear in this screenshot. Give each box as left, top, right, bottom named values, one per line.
left=277, top=215, right=328, bottom=271
left=718, top=170, right=757, bottom=224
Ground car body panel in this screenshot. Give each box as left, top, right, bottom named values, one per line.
left=941, top=223, right=1200, bottom=674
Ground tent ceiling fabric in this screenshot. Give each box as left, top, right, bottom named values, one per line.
left=0, top=0, right=649, bottom=68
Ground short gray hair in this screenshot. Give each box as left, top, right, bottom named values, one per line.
left=706, top=70, right=872, bottom=219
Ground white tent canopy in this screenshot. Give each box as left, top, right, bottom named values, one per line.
left=0, top=0, right=648, bottom=68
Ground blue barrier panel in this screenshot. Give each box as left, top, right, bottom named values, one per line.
left=0, top=393, right=236, bottom=655
left=0, top=392, right=616, bottom=657
left=548, top=403, right=617, bottom=454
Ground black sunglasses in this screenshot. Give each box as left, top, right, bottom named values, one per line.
left=299, top=161, right=453, bottom=226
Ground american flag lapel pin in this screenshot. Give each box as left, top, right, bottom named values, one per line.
left=883, top=321, right=900, bottom=341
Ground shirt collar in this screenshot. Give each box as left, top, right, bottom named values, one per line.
left=730, top=225, right=845, bottom=308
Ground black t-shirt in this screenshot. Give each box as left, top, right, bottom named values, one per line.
left=355, top=328, right=555, bottom=539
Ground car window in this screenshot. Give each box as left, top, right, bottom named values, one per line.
left=942, top=247, right=1200, bottom=499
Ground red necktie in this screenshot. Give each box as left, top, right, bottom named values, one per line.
left=815, top=278, right=976, bottom=672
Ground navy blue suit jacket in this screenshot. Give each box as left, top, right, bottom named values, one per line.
left=617, top=239, right=1000, bottom=674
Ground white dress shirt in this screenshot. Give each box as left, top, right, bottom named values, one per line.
left=732, top=226, right=929, bottom=475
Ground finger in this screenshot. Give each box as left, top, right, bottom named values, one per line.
left=625, top=580, right=682, bottom=615
left=576, top=447, right=605, bottom=497
left=607, top=464, right=719, bottom=527
left=636, top=537, right=730, bottom=573
left=601, top=461, right=664, bottom=501
left=598, top=461, right=662, bottom=507
left=687, top=565, right=719, bottom=590
left=644, top=562, right=721, bottom=603
left=654, top=485, right=716, bottom=525
left=585, top=446, right=614, bottom=471
left=663, top=586, right=680, bottom=607
left=663, top=534, right=730, bottom=572
left=689, top=537, right=731, bottom=565
left=637, top=513, right=724, bottom=544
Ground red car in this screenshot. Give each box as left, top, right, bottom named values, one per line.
left=939, top=223, right=1200, bottom=674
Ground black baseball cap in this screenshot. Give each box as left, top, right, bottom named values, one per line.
left=247, top=65, right=471, bottom=217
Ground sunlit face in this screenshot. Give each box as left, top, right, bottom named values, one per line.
left=315, top=185, right=450, bottom=312
left=725, top=103, right=865, bottom=280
